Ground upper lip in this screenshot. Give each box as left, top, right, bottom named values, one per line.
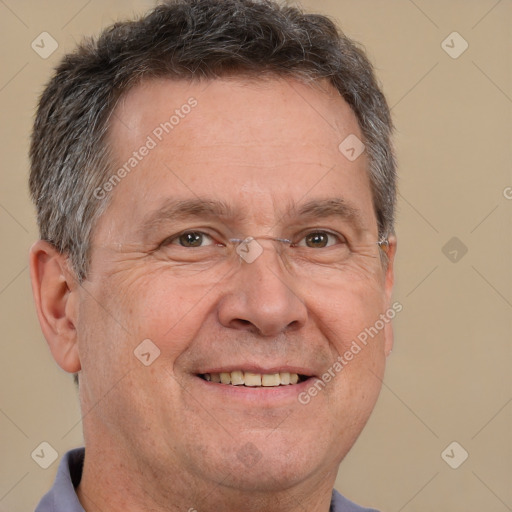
left=196, top=365, right=316, bottom=377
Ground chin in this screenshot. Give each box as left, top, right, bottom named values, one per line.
left=222, top=458, right=313, bottom=493
left=212, top=432, right=334, bottom=493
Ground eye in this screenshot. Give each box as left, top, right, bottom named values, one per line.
left=164, top=231, right=216, bottom=248
left=295, top=231, right=345, bottom=249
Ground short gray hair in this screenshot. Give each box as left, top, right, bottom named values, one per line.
left=29, top=0, right=396, bottom=282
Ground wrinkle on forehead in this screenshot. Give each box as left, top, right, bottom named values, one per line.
left=94, top=76, right=375, bottom=248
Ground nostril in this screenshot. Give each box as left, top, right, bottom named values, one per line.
left=230, top=318, right=255, bottom=330
left=286, top=319, right=302, bottom=331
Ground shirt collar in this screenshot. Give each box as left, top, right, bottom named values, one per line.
left=35, top=448, right=85, bottom=512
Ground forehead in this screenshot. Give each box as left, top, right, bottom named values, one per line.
left=96, top=76, right=376, bottom=243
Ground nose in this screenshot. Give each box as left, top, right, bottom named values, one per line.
left=217, top=240, right=308, bottom=337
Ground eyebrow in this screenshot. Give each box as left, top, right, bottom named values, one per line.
left=291, top=198, right=363, bottom=226
left=136, top=196, right=365, bottom=239
left=136, top=198, right=243, bottom=238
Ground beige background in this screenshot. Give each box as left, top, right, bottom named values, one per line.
left=1, top=0, right=510, bottom=510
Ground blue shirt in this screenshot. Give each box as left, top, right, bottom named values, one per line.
left=35, top=448, right=379, bottom=512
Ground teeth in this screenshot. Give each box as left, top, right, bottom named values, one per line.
left=279, top=372, right=290, bottom=385
left=244, top=372, right=262, bottom=387
left=262, top=373, right=280, bottom=387
left=202, top=371, right=303, bottom=387
left=230, top=370, right=245, bottom=385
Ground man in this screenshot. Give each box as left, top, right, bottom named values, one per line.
left=28, top=0, right=397, bottom=510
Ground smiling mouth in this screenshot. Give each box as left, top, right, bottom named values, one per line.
left=198, top=371, right=310, bottom=387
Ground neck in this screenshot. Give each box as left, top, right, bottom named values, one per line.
left=77, top=441, right=337, bottom=512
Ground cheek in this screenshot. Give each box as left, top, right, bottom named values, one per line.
left=76, top=276, right=197, bottom=437
left=306, top=279, right=388, bottom=408
left=307, top=276, right=387, bottom=347
left=76, top=288, right=135, bottom=389
left=105, top=268, right=219, bottom=361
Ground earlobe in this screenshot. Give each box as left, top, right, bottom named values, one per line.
left=29, top=240, right=81, bottom=373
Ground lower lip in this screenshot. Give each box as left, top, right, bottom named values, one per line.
left=193, top=375, right=318, bottom=405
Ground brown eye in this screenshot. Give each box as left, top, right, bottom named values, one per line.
left=298, top=231, right=342, bottom=249
left=305, top=232, right=329, bottom=248
left=179, top=232, right=204, bottom=247
left=165, top=231, right=215, bottom=248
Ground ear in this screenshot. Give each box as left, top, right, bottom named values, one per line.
left=29, top=240, right=81, bottom=373
left=382, top=234, right=397, bottom=356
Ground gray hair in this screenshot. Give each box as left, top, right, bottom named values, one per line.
left=29, top=0, right=396, bottom=282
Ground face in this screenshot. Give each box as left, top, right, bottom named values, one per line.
left=76, top=77, right=395, bottom=497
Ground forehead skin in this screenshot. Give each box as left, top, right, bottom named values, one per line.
left=92, top=77, right=377, bottom=252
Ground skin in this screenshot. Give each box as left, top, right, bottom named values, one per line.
left=30, top=77, right=396, bottom=512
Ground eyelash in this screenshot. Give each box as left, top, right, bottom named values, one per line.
left=160, top=229, right=347, bottom=248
